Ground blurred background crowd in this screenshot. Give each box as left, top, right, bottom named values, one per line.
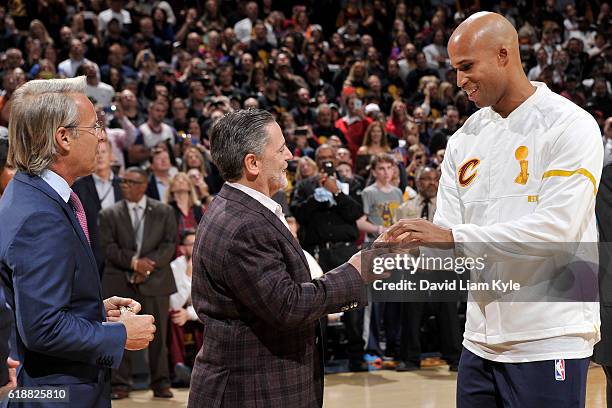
left=0, top=0, right=610, bottom=396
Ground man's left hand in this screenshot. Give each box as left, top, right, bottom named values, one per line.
left=170, top=309, right=189, bottom=327
left=104, top=296, right=142, bottom=322
left=384, top=218, right=454, bottom=247
left=0, top=358, right=19, bottom=399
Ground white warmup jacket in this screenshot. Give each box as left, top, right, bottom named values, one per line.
left=434, top=82, right=604, bottom=362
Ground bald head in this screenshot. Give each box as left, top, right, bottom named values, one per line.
left=448, top=12, right=533, bottom=117
left=449, top=12, right=520, bottom=65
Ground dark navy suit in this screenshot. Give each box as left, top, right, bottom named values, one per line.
left=0, top=288, right=10, bottom=388
left=0, top=172, right=126, bottom=407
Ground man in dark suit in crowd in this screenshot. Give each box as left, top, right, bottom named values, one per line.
left=0, top=77, right=156, bottom=408
left=594, top=159, right=612, bottom=407
left=145, top=148, right=172, bottom=202
left=73, top=139, right=123, bottom=277
left=291, top=144, right=367, bottom=371
left=188, top=109, right=382, bottom=408
left=99, top=167, right=177, bottom=400
left=394, top=167, right=461, bottom=372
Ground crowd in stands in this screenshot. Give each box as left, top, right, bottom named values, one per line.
left=0, top=0, right=610, bottom=390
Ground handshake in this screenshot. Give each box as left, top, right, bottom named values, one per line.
left=104, top=296, right=156, bottom=350
left=348, top=218, right=454, bottom=284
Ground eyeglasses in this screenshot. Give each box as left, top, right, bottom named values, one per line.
left=118, top=178, right=146, bottom=186
left=64, top=120, right=105, bottom=138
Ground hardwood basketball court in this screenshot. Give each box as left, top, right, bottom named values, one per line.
left=114, top=363, right=608, bottom=407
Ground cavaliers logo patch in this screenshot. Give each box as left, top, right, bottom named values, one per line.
left=458, top=158, right=480, bottom=187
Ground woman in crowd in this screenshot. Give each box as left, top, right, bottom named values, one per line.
left=182, top=146, right=215, bottom=199
left=295, top=156, right=319, bottom=182
left=356, top=121, right=390, bottom=178
left=386, top=100, right=410, bottom=139
left=343, top=60, right=369, bottom=97
left=165, top=172, right=205, bottom=254
left=153, top=7, right=175, bottom=42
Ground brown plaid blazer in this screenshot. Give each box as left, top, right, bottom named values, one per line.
left=188, top=184, right=366, bottom=408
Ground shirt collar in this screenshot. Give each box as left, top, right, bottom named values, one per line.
left=127, top=195, right=147, bottom=210
left=226, top=182, right=284, bottom=218
left=489, top=81, right=546, bottom=122
left=40, top=169, right=72, bottom=203
left=342, top=114, right=361, bottom=125
left=92, top=172, right=114, bottom=184
left=418, top=195, right=436, bottom=206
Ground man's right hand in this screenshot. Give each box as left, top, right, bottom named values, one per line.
left=133, top=258, right=156, bottom=276
left=121, top=314, right=156, bottom=351
left=348, top=250, right=392, bottom=284
left=0, top=357, right=18, bottom=399
left=319, top=174, right=340, bottom=194
left=348, top=233, right=411, bottom=284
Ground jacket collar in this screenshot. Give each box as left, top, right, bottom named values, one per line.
left=219, top=184, right=309, bottom=270
left=13, top=171, right=98, bottom=282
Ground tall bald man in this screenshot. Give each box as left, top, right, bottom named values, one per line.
left=385, top=12, right=602, bottom=407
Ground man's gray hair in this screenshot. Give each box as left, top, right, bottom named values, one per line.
left=8, top=76, right=86, bottom=175
left=209, top=109, right=275, bottom=181
left=316, top=103, right=331, bottom=116
left=415, top=166, right=439, bottom=181
left=125, top=166, right=148, bottom=180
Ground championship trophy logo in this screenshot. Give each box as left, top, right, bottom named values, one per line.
left=514, top=146, right=529, bottom=185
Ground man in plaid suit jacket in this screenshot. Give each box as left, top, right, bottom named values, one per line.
left=188, top=110, right=371, bottom=408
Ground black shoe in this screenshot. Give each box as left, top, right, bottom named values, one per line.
left=395, top=361, right=420, bottom=372
left=174, top=363, right=192, bottom=386
left=152, top=387, right=174, bottom=398
left=384, top=348, right=397, bottom=360
left=348, top=360, right=369, bottom=372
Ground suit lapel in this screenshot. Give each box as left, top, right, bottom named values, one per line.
left=220, top=185, right=309, bottom=270
left=141, top=201, right=154, bottom=253
left=120, top=200, right=137, bottom=249
left=16, top=173, right=98, bottom=271
left=85, top=176, right=102, bottom=213
left=113, top=178, right=123, bottom=202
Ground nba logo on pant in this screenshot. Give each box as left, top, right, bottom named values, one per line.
left=555, top=359, right=566, bottom=381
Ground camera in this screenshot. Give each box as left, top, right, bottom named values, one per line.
left=294, top=127, right=309, bottom=137
left=322, top=161, right=334, bottom=177
left=286, top=160, right=298, bottom=173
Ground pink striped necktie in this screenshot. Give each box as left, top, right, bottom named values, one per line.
left=69, top=191, right=90, bottom=243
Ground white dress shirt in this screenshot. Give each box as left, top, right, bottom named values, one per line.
left=92, top=173, right=116, bottom=210
left=40, top=169, right=71, bottom=203
left=169, top=256, right=198, bottom=321
left=226, top=182, right=290, bottom=231
left=127, top=195, right=147, bottom=253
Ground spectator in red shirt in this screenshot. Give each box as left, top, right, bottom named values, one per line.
left=335, top=94, right=372, bottom=158
left=385, top=100, right=410, bottom=140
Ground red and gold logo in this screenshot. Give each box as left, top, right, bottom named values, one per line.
left=458, top=158, right=480, bottom=187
